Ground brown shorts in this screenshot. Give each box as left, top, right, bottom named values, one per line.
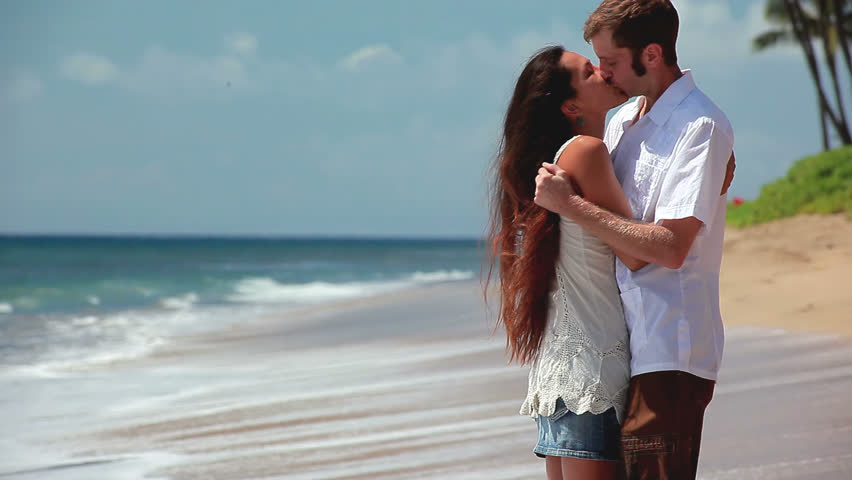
left=619, top=371, right=716, bottom=480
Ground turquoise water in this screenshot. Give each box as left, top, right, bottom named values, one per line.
left=0, top=236, right=482, bottom=314
left=0, top=235, right=483, bottom=369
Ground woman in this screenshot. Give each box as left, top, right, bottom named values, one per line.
left=485, top=45, right=642, bottom=479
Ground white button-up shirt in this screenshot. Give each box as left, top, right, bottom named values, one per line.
left=604, top=70, right=734, bottom=381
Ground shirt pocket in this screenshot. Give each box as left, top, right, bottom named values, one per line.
left=619, top=287, right=647, bottom=354
left=636, top=150, right=667, bottom=192
left=625, top=151, right=667, bottom=221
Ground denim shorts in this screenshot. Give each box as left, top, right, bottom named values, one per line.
left=533, top=398, right=621, bottom=461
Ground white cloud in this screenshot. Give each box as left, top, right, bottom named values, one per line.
left=225, top=32, right=258, bottom=57
left=673, top=0, right=799, bottom=64
left=339, top=44, right=402, bottom=71
left=57, top=34, right=265, bottom=100
left=60, top=52, right=119, bottom=85
left=121, top=45, right=251, bottom=99
left=418, top=21, right=585, bottom=95
left=51, top=3, right=804, bottom=105
left=3, top=70, right=43, bottom=102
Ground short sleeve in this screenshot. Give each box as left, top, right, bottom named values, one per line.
left=654, top=118, right=733, bottom=227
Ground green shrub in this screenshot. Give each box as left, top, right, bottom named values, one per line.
left=726, top=146, right=852, bottom=227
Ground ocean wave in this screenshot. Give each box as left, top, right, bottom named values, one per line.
left=4, top=314, right=166, bottom=377
left=5, top=338, right=166, bottom=379
left=12, top=296, right=39, bottom=310
left=0, top=269, right=475, bottom=377
left=407, top=269, right=475, bottom=283
left=2, top=305, right=251, bottom=378
left=226, top=270, right=475, bottom=306
left=226, top=278, right=386, bottom=304
left=70, top=315, right=99, bottom=327
left=159, top=293, right=200, bottom=310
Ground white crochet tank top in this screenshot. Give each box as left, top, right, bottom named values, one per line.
left=519, top=136, right=631, bottom=423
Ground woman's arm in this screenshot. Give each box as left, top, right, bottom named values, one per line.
left=555, top=136, right=648, bottom=271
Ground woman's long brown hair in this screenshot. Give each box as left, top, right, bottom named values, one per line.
left=485, top=46, right=577, bottom=365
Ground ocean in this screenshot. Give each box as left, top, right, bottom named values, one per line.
left=1, top=235, right=511, bottom=479
left=0, top=236, right=482, bottom=375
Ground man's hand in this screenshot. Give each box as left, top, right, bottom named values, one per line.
left=720, top=152, right=736, bottom=195
left=534, top=162, right=579, bottom=217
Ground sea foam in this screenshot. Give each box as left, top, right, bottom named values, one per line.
left=226, top=269, right=474, bottom=306
left=2, top=306, right=248, bottom=378
left=159, top=293, right=200, bottom=310
left=407, top=269, right=474, bottom=283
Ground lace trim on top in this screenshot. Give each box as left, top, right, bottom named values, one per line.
left=519, top=267, right=630, bottom=423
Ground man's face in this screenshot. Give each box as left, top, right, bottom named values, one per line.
left=591, top=29, right=643, bottom=97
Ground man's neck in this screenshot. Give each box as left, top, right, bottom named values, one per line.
left=639, top=66, right=683, bottom=117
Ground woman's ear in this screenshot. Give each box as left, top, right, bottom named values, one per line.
left=561, top=101, right=580, bottom=118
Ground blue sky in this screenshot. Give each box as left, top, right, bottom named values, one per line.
left=0, top=0, right=840, bottom=236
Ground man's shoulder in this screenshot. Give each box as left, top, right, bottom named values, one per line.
left=672, top=88, right=734, bottom=139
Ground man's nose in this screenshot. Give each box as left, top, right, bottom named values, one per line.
left=598, top=66, right=612, bottom=81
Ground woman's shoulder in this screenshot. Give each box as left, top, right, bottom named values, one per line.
left=555, top=135, right=609, bottom=170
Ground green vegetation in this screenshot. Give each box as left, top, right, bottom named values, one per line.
left=726, top=146, right=852, bottom=227
left=738, top=2, right=852, bottom=227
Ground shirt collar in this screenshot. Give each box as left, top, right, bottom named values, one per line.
left=620, top=97, right=642, bottom=130
left=645, top=69, right=696, bottom=126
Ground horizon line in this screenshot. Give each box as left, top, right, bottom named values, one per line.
left=0, top=232, right=484, bottom=242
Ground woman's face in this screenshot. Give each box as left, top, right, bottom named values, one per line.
left=559, top=51, right=628, bottom=115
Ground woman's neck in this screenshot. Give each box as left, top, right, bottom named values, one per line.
left=574, top=112, right=607, bottom=139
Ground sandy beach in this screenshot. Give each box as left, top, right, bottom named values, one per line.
left=720, top=214, right=852, bottom=337
left=4, top=214, right=852, bottom=480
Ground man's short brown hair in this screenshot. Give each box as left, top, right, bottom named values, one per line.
left=584, top=0, right=679, bottom=66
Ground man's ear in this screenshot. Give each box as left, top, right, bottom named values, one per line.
left=561, top=101, right=580, bottom=118
left=644, top=43, right=663, bottom=68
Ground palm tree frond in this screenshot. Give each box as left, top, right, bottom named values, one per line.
left=765, top=0, right=791, bottom=23
left=753, top=29, right=795, bottom=51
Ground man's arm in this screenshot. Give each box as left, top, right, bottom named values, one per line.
left=551, top=136, right=648, bottom=271
left=596, top=150, right=731, bottom=270
left=536, top=118, right=731, bottom=270
left=534, top=168, right=701, bottom=269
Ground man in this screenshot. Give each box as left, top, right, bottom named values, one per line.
left=533, top=1, right=735, bottom=478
